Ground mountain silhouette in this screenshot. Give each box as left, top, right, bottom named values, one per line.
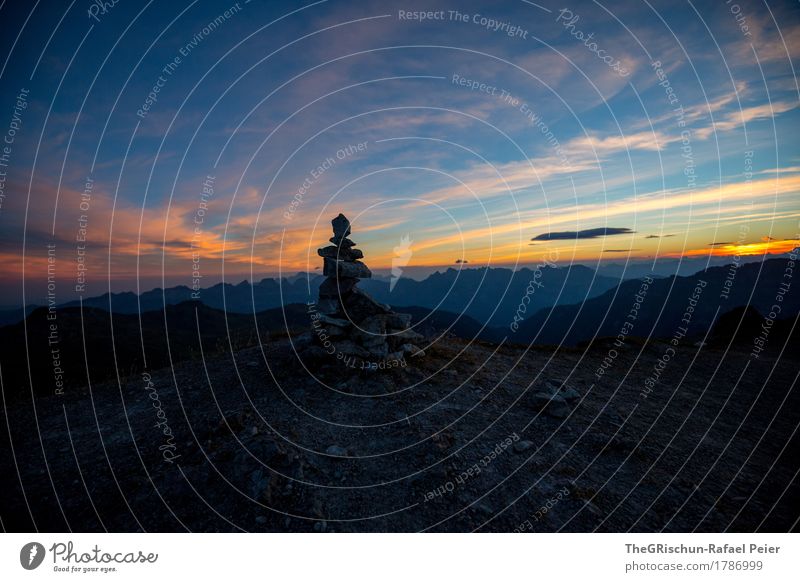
left=511, top=259, right=799, bottom=346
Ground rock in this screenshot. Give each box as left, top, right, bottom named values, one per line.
left=325, top=445, right=348, bottom=456
left=329, top=236, right=355, bottom=248
left=255, top=516, right=267, bottom=524
left=514, top=440, right=535, bottom=453
left=325, top=325, right=346, bottom=338
left=474, top=502, right=493, bottom=514
left=294, top=332, right=314, bottom=349
left=392, top=328, right=424, bottom=342
left=533, top=392, right=566, bottom=406
left=546, top=402, right=570, bottom=419
left=401, top=343, right=424, bottom=357
left=365, top=343, right=389, bottom=358
left=533, top=392, right=570, bottom=418
left=318, top=276, right=358, bottom=297
left=318, top=245, right=363, bottom=261
left=301, top=345, right=329, bottom=361
left=384, top=312, right=412, bottom=329
left=249, top=469, right=272, bottom=500
left=319, top=314, right=350, bottom=327
left=331, top=340, right=370, bottom=358
left=316, top=297, right=339, bottom=315
left=332, top=213, right=351, bottom=239
left=357, top=315, right=387, bottom=333
left=559, top=386, right=580, bottom=403
left=323, top=257, right=372, bottom=279
left=343, top=287, right=391, bottom=320
left=585, top=502, right=603, bottom=516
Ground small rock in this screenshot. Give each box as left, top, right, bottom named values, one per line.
left=546, top=402, right=570, bottom=418
left=533, top=391, right=565, bottom=407
left=325, top=445, right=348, bottom=456
left=585, top=502, right=603, bottom=516
left=319, top=314, right=351, bottom=327
left=255, top=516, right=267, bottom=524
left=514, top=440, right=535, bottom=453
left=559, top=386, right=580, bottom=402
left=474, top=502, right=493, bottom=514
left=401, top=343, right=425, bottom=357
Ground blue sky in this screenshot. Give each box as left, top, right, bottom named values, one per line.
left=0, top=0, right=798, bottom=301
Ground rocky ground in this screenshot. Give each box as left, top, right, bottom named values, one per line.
left=1, top=333, right=798, bottom=532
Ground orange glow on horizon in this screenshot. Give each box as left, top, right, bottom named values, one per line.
left=669, top=239, right=799, bottom=258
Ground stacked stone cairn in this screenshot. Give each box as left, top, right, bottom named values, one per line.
left=312, top=213, right=424, bottom=365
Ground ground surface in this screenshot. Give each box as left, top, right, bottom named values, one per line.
left=1, top=335, right=798, bottom=532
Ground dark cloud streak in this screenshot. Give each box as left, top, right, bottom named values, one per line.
left=531, top=227, right=635, bottom=241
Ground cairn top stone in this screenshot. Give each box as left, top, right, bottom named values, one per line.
left=332, top=213, right=351, bottom=239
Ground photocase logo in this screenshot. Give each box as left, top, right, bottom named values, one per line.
left=390, top=234, right=413, bottom=292
left=20, top=542, right=45, bottom=570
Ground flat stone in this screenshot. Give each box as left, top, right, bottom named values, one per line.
left=318, top=245, right=363, bottom=261
left=329, top=236, right=356, bottom=248
left=323, top=257, right=371, bottom=279
left=319, top=314, right=350, bottom=327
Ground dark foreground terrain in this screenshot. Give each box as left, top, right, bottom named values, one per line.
left=1, top=330, right=798, bottom=532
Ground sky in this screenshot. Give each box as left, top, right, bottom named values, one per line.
left=0, top=0, right=798, bottom=303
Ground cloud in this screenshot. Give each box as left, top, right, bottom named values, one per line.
left=708, top=242, right=734, bottom=246
left=694, top=101, right=799, bottom=139
left=455, top=259, right=469, bottom=264
left=566, top=130, right=674, bottom=155
left=531, top=227, right=635, bottom=241
left=645, top=234, right=675, bottom=239
left=602, top=249, right=640, bottom=253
